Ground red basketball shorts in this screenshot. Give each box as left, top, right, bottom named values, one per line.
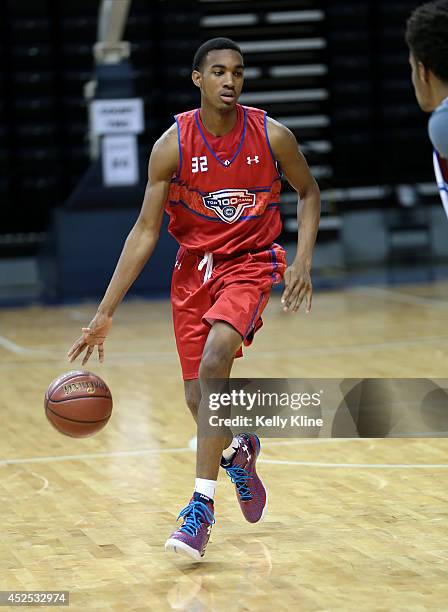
left=171, top=243, right=287, bottom=380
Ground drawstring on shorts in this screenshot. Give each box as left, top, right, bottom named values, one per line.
left=198, top=252, right=214, bottom=283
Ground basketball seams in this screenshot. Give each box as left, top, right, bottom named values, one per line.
left=45, top=405, right=111, bottom=424
left=46, top=397, right=112, bottom=419
left=48, top=394, right=112, bottom=403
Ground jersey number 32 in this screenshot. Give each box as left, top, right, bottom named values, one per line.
left=192, top=156, right=208, bottom=173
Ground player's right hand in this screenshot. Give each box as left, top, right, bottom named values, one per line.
left=67, top=312, right=113, bottom=366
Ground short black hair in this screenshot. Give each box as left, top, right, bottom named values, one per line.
left=406, top=0, right=448, bottom=82
left=192, top=37, right=243, bottom=72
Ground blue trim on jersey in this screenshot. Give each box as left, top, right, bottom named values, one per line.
left=174, top=115, right=182, bottom=177
left=168, top=200, right=223, bottom=222
left=168, top=200, right=280, bottom=222
left=270, top=247, right=279, bottom=283
left=244, top=292, right=265, bottom=339
left=264, top=112, right=282, bottom=178
left=169, top=181, right=209, bottom=196
left=434, top=148, right=448, bottom=193
left=239, top=203, right=280, bottom=220
left=170, top=179, right=279, bottom=196
left=194, top=107, right=247, bottom=168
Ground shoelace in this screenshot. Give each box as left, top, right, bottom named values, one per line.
left=178, top=501, right=215, bottom=536
left=224, top=465, right=252, bottom=501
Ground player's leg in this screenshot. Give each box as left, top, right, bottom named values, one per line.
left=196, top=320, right=241, bottom=479
left=200, top=292, right=269, bottom=524
left=183, top=368, right=234, bottom=428
left=201, top=244, right=288, bottom=524
left=166, top=249, right=220, bottom=560
left=184, top=368, right=237, bottom=458
left=184, top=374, right=240, bottom=463
left=165, top=321, right=239, bottom=560
left=184, top=379, right=201, bottom=422
left=166, top=246, right=285, bottom=558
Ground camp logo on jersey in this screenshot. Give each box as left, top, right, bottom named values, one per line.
left=202, top=189, right=256, bottom=223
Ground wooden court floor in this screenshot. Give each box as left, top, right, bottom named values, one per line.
left=1, top=281, right=448, bottom=611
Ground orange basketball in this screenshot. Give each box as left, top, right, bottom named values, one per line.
left=45, top=370, right=112, bottom=437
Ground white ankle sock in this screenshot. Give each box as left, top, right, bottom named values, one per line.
left=194, top=478, right=216, bottom=500
left=222, top=437, right=239, bottom=462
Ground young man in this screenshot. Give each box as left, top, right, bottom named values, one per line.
left=406, top=0, right=448, bottom=216
left=68, top=38, right=320, bottom=561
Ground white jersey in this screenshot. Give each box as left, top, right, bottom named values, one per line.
left=429, top=97, right=448, bottom=217
left=433, top=150, right=448, bottom=218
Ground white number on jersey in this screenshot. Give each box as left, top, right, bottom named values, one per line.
left=192, top=155, right=208, bottom=173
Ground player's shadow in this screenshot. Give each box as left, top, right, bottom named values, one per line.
left=166, top=538, right=272, bottom=610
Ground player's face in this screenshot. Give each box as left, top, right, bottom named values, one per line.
left=409, top=53, right=435, bottom=112
left=193, top=49, right=244, bottom=111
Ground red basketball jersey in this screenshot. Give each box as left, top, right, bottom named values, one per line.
left=165, top=104, right=283, bottom=255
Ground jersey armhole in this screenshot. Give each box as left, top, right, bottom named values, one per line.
left=174, top=115, right=182, bottom=178
left=264, top=113, right=282, bottom=178
left=433, top=150, right=448, bottom=219
left=429, top=104, right=448, bottom=160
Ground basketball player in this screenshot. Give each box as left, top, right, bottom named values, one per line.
left=67, top=38, right=320, bottom=561
left=406, top=0, right=448, bottom=215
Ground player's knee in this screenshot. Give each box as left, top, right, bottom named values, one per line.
left=199, top=345, right=233, bottom=378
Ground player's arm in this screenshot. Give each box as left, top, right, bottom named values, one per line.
left=67, top=124, right=179, bottom=365
left=267, top=117, right=321, bottom=313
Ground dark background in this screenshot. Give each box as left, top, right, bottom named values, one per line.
left=0, top=0, right=436, bottom=281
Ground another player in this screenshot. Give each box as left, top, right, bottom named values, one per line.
left=67, top=38, right=320, bottom=561
left=406, top=0, right=448, bottom=216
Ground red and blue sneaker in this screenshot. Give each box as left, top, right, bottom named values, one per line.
left=221, top=433, right=267, bottom=523
left=165, top=492, right=215, bottom=561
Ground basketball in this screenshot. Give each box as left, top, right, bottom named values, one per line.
left=45, top=370, right=113, bottom=438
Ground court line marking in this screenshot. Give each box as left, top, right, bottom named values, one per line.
left=0, top=335, right=30, bottom=355
left=251, top=335, right=448, bottom=358
left=30, top=472, right=49, bottom=494
left=1, top=439, right=448, bottom=469
left=1, top=331, right=448, bottom=365
left=2, top=283, right=447, bottom=358
left=0, top=447, right=192, bottom=466
left=259, top=459, right=448, bottom=468
left=366, top=473, right=388, bottom=489
left=188, top=437, right=357, bottom=450
left=3, top=440, right=345, bottom=466
left=352, top=286, right=448, bottom=310
left=0, top=335, right=53, bottom=357
left=263, top=438, right=354, bottom=445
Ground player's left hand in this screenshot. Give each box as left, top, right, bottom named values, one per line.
left=67, top=312, right=113, bottom=365
left=281, top=262, right=312, bottom=313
